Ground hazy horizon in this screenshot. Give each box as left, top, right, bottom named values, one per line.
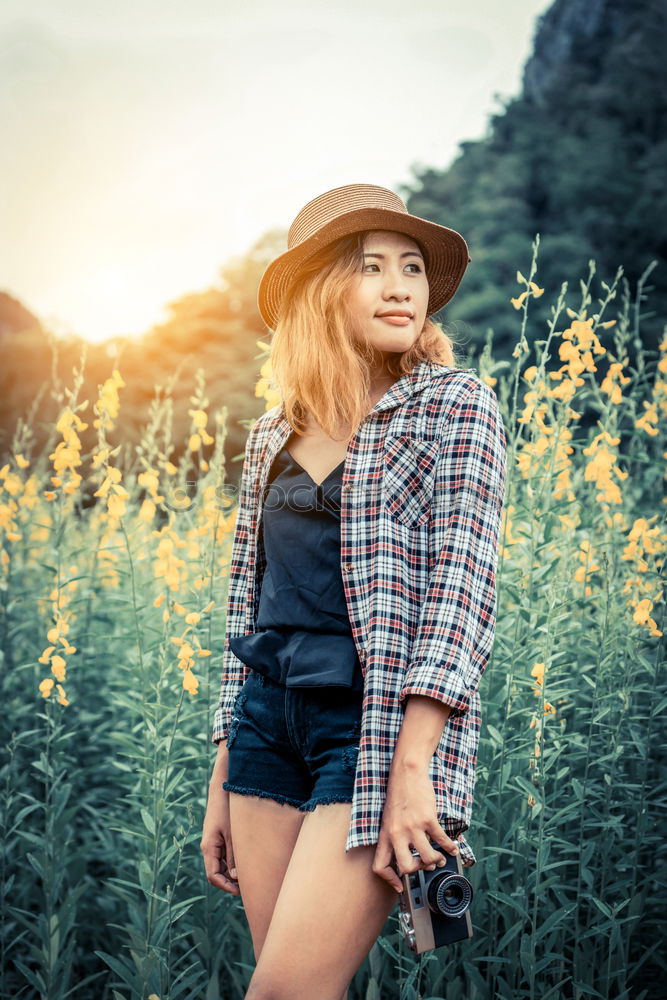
left=2, top=0, right=550, bottom=342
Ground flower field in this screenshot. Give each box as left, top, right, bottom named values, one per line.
left=1, top=249, right=665, bottom=1000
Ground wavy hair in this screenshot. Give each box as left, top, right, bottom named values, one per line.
left=267, top=230, right=462, bottom=441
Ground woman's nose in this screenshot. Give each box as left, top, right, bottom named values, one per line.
left=381, top=267, right=410, bottom=299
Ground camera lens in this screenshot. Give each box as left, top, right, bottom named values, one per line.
left=427, top=872, right=473, bottom=917
left=444, top=883, right=464, bottom=906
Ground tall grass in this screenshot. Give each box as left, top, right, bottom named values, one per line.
left=0, top=246, right=665, bottom=1000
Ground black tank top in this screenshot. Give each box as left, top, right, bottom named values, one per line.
left=228, top=445, right=364, bottom=690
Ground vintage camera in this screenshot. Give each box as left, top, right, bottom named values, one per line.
left=397, top=842, right=474, bottom=953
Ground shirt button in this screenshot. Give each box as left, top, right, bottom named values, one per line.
left=342, top=483, right=352, bottom=493
left=343, top=563, right=353, bottom=573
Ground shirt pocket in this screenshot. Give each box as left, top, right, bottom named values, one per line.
left=381, top=435, right=440, bottom=528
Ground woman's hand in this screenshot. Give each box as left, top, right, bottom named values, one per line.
left=372, top=694, right=462, bottom=892
left=200, top=742, right=241, bottom=896
left=372, top=760, right=461, bottom=892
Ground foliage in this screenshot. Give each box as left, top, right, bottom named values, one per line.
left=401, top=0, right=667, bottom=362
left=0, top=229, right=288, bottom=484
left=0, top=243, right=665, bottom=1000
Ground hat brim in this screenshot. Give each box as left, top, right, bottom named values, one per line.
left=257, top=206, right=471, bottom=330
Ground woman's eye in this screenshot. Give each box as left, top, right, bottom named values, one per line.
left=362, top=263, right=423, bottom=273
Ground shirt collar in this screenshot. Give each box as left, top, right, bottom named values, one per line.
left=261, top=359, right=439, bottom=458
left=366, top=358, right=435, bottom=415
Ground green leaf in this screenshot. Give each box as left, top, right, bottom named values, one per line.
left=141, top=808, right=156, bottom=835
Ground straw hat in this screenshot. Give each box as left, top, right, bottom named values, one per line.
left=257, top=183, right=471, bottom=329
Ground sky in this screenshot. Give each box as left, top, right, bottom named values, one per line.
left=1, top=0, right=551, bottom=343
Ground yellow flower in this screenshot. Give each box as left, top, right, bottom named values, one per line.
left=91, top=446, right=110, bottom=470
left=511, top=291, right=529, bottom=310
left=182, top=669, right=199, bottom=695
left=39, top=678, right=54, bottom=698
left=139, top=499, right=156, bottom=523
left=153, top=533, right=186, bottom=591
left=185, top=611, right=201, bottom=626
left=93, top=370, right=125, bottom=430
left=55, top=684, right=69, bottom=706
left=55, top=407, right=88, bottom=436
left=153, top=593, right=165, bottom=608
left=38, top=645, right=55, bottom=665
left=107, top=493, right=127, bottom=520
left=15, top=454, right=29, bottom=469
left=93, top=466, right=122, bottom=498
left=189, top=409, right=208, bottom=429
left=138, top=468, right=164, bottom=505
left=530, top=662, right=545, bottom=694
left=50, top=655, right=67, bottom=682
left=633, top=599, right=663, bottom=637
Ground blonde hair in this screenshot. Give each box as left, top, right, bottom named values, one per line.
left=268, top=231, right=462, bottom=441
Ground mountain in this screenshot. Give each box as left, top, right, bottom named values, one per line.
left=0, top=291, right=43, bottom=338
left=403, top=0, right=667, bottom=361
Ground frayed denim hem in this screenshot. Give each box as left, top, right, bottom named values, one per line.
left=222, top=782, right=304, bottom=809
left=221, top=783, right=353, bottom=812
left=298, top=794, right=354, bottom=812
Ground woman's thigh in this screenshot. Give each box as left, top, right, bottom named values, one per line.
left=228, top=791, right=306, bottom=960
left=245, top=802, right=398, bottom=1000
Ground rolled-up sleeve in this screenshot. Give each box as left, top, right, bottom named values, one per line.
left=211, top=423, right=260, bottom=744
left=399, top=382, right=507, bottom=718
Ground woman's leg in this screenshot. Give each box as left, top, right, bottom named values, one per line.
left=228, top=791, right=306, bottom=960
left=244, top=801, right=398, bottom=1000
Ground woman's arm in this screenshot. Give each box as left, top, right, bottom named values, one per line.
left=211, top=420, right=262, bottom=745
left=373, top=382, right=507, bottom=891
left=373, top=694, right=457, bottom=892
left=202, top=419, right=262, bottom=894
left=398, top=382, right=507, bottom=716
left=201, top=738, right=241, bottom=895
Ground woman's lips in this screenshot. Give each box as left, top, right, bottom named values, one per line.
left=376, top=315, right=413, bottom=326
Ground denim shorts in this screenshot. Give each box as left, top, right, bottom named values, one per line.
left=222, top=669, right=364, bottom=812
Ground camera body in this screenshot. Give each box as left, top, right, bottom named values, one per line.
left=397, top=843, right=474, bottom=953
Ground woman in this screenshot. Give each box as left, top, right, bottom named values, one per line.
left=201, top=183, right=507, bottom=1000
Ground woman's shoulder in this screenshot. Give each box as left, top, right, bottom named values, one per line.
left=423, top=364, right=493, bottom=420
left=245, top=405, right=284, bottom=449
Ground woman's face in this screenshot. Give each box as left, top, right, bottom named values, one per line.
left=347, top=229, right=429, bottom=361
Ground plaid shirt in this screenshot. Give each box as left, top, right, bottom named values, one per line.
left=212, top=360, right=507, bottom=859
